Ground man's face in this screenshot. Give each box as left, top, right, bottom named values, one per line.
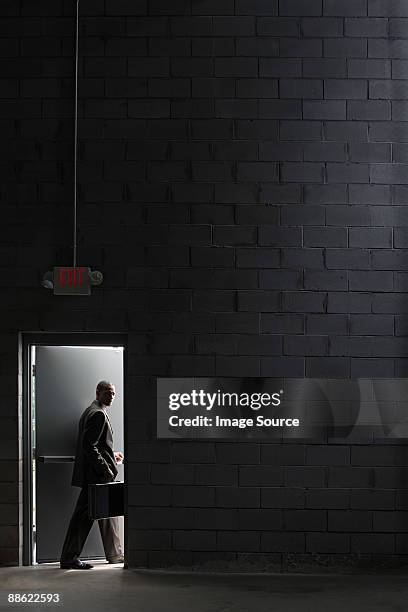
left=97, top=384, right=115, bottom=407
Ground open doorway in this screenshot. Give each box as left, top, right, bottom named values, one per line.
left=22, top=334, right=126, bottom=566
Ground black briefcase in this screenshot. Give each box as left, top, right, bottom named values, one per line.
left=88, top=481, right=124, bottom=519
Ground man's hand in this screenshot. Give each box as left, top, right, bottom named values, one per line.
left=114, top=451, right=124, bottom=464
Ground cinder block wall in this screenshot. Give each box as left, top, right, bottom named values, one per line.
left=2, top=0, right=408, bottom=570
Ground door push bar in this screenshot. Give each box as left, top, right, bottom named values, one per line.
left=36, top=456, right=75, bottom=463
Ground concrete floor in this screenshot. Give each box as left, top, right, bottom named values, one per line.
left=0, top=562, right=408, bottom=612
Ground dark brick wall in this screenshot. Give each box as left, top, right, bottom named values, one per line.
left=2, top=0, right=408, bottom=570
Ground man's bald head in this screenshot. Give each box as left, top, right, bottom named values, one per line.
left=96, top=381, right=115, bottom=407
left=96, top=380, right=112, bottom=393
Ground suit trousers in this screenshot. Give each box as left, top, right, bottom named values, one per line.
left=60, top=486, right=123, bottom=563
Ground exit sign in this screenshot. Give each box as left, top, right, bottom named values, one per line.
left=53, top=267, right=91, bottom=295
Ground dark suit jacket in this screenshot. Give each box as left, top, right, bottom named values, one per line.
left=71, top=400, right=118, bottom=487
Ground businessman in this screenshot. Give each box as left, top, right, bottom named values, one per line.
left=60, top=380, right=124, bottom=569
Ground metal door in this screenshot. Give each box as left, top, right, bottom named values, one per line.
left=33, top=345, right=124, bottom=563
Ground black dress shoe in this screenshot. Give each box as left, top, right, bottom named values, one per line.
left=60, top=559, right=94, bottom=570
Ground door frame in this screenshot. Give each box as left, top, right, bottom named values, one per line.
left=21, top=332, right=128, bottom=566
